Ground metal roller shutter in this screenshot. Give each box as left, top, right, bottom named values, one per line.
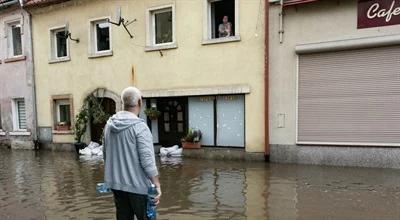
left=297, top=46, right=400, bottom=146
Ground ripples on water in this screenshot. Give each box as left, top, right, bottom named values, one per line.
left=0, top=149, right=400, bottom=220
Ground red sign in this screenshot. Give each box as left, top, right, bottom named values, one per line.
left=358, top=0, right=400, bottom=29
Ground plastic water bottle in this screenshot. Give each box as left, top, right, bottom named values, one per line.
left=146, top=184, right=158, bottom=220
left=96, top=182, right=111, bottom=193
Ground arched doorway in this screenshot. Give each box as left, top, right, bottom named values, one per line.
left=90, top=97, right=116, bottom=143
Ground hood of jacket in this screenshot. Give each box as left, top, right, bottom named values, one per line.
left=106, top=111, right=144, bottom=133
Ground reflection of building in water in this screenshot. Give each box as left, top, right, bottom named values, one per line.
left=244, top=168, right=268, bottom=219
left=188, top=168, right=246, bottom=219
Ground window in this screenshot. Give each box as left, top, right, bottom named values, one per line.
left=50, top=27, right=68, bottom=59
left=146, top=5, right=176, bottom=49
left=91, top=19, right=111, bottom=53
left=13, top=99, right=27, bottom=131
left=7, top=21, right=23, bottom=57
left=204, top=0, right=240, bottom=43
left=53, top=98, right=72, bottom=131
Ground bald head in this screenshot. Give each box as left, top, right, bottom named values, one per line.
left=121, top=87, right=142, bottom=110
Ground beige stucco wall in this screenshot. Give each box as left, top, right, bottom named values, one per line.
left=269, top=0, right=400, bottom=145
left=31, top=0, right=266, bottom=152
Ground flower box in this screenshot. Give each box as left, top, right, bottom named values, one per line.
left=181, top=141, right=201, bottom=149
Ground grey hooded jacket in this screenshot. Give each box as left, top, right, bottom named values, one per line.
left=103, top=111, right=158, bottom=195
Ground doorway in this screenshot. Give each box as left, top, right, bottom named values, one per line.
left=157, top=98, right=188, bottom=147
left=90, top=97, right=116, bottom=144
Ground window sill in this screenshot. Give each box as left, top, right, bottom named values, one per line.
left=9, top=131, right=31, bottom=136
left=88, top=51, right=113, bottom=59
left=145, top=43, right=178, bottom=52
left=49, top=57, right=71, bottom=64
left=52, top=130, right=74, bottom=135
left=0, top=131, right=6, bottom=136
left=4, top=55, right=26, bottom=63
left=202, top=36, right=241, bottom=45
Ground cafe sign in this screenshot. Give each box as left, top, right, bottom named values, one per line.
left=358, top=0, right=400, bottom=29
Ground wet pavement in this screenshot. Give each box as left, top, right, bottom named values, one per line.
left=0, top=149, right=400, bottom=220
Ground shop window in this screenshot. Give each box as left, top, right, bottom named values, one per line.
left=52, top=96, right=73, bottom=131
left=50, top=26, right=69, bottom=60
left=90, top=19, right=111, bottom=55
left=205, top=0, right=239, bottom=40
left=146, top=5, right=175, bottom=47
left=7, top=21, right=23, bottom=57
left=188, top=96, right=215, bottom=146
left=216, top=95, right=244, bottom=147
left=12, top=98, right=27, bottom=131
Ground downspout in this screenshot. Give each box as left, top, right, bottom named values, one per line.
left=21, top=1, right=39, bottom=148
left=264, top=0, right=270, bottom=161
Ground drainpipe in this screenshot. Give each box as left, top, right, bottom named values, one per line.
left=21, top=1, right=39, bottom=148
left=264, top=0, right=270, bottom=161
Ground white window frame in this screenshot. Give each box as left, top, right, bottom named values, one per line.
left=12, top=98, right=27, bottom=131
left=5, top=19, right=24, bottom=58
left=56, top=100, right=71, bottom=123
left=202, top=0, right=240, bottom=45
left=88, top=17, right=113, bottom=57
left=145, top=4, right=177, bottom=51
left=49, top=25, right=70, bottom=63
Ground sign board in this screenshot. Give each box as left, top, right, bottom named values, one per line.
left=358, top=0, right=400, bottom=29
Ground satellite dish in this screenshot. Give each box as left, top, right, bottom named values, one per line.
left=116, top=6, right=122, bottom=22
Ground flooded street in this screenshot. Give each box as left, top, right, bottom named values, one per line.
left=0, top=149, right=400, bottom=220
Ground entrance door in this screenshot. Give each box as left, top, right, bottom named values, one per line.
left=90, top=97, right=116, bottom=144
left=158, top=98, right=187, bottom=147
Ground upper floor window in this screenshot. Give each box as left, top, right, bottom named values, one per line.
left=91, top=19, right=111, bottom=53
left=7, top=21, right=23, bottom=57
left=50, top=26, right=69, bottom=61
left=203, top=0, right=240, bottom=44
left=12, top=98, right=27, bottom=131
left=146, top=5, right=176, bottom=50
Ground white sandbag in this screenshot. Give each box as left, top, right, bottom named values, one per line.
left=97, top=151, right=103, bottom=156
left=87, top=141, right=100, bottom=149
left=160, top=145, right=179, bottom=156
left=168, top=148, right=183, bottom=157
left=90, top=145, right=104, bottom=156
left=79, top=147, right=92, bottom=155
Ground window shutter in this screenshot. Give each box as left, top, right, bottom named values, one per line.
left=298, top=46, right=400, bottom=146
left=17, top=100, right=27, bottom=130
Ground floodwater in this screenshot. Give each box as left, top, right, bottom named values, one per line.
left=0, top=149, right=400, bottom=220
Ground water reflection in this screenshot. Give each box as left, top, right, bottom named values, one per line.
left=0, top=149, right=400, bottom=220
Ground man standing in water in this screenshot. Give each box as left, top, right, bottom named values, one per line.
left=103, top=87, right=161, bottom=220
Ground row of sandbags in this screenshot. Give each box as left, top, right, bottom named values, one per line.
left=79, top=142, right=103, bottom=156
left=159, top=145, right=183, bottom=157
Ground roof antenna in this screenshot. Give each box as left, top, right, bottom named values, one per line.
left=107, top=6, right=136, bottom=38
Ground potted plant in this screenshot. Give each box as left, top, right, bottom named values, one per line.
left=144, top=107, right=161, bottom=120
left=56, top=121, right=70, bottom=131
left=73, top=93, right=110, bottom=154
left=181, top=128, right=202, bottom=149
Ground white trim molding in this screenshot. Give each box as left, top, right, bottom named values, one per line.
left=295, top=34, right=400, bottom=54
left=203, top=0, right=240, bottom=42
left=48, top=24, right=70, bottom=63
left=9, top=131, right=31, bottom=136
left=145, top=4, right=176, bottom=51
left=88, top=16, right=112, bottom=57
left=141, top=84, right=251, bottom=98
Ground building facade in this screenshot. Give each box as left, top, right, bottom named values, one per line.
left=269, top=0, right=400, bottom=168
left=0, top=0, right=36, bottom=149
left=26, top=0, right=266, bottom=157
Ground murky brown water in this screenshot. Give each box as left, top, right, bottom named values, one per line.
left=1, top=149, right=400, bottom=220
